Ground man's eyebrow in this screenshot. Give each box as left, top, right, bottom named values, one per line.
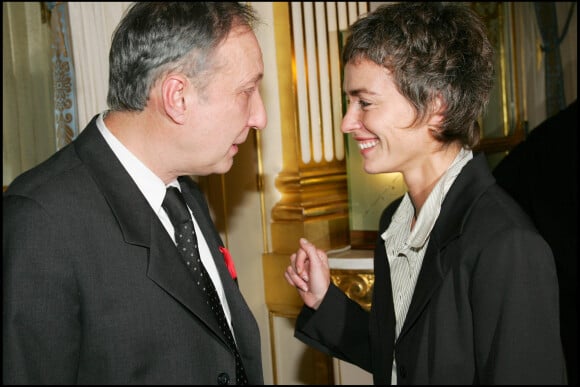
left=247, top=73, right=264, bottom=85
left=238, top=73, right=264, bottom=90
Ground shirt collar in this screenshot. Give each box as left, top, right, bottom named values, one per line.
left=96, top=111, right=168, bottom=214
left=382, top=147, right=473, bottom=249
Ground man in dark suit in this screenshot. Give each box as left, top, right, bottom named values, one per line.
left=3, top=3, right=266, bottom=384
left=494, top=99, right=578, bottom=385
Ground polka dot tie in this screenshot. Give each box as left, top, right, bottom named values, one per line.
left=162, top=187, right=248, bottom=385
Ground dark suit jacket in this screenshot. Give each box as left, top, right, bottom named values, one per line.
left=295, top=153, right=566, bottom=385
left=3, top=116, right=263, bottom=384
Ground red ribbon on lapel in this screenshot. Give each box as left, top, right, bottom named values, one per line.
left=219, top=246, right=237, bottom=280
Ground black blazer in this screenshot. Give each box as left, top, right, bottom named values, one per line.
left=295, top=153, right=566, bottom=384
left=3, top=116, right=263, bottom=384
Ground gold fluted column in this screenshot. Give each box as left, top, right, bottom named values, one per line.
left=262, top=3, right=351, bottom=384
left=262, top=2, right=351, bottom=313
left=268, top=3, right=350, bottom=253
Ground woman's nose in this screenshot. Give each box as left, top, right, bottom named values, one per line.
left=340, top=105, right=359, bottom=133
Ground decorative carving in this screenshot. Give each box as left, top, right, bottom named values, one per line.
left=49, top=3, right=79, bottom=150
left=330, top=270, right=374, bottom=311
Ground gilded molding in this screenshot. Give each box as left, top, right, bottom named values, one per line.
left=270, top=2, right=349, bottom=245
left=330, top=270, right=374, bottom=311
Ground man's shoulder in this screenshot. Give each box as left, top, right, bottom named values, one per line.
left=4, top=143, right=84, bottom=202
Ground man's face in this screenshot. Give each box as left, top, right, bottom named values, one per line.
left=178, top=25, right=267, bottom=176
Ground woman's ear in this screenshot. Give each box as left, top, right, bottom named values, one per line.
left=162, top=74, right=188, bottom=125
left=428, top=95, right=446, bottom=127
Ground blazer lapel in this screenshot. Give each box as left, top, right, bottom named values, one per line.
left=398, top=153, right=495, bottom=340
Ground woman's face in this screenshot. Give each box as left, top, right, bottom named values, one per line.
left=341, top=59, right=439, bottom=177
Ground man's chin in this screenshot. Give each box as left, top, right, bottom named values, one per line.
left=214, top=158, right=235, bottom=175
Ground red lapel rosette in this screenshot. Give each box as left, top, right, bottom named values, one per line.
left=219, top=246, right=237, bottom=280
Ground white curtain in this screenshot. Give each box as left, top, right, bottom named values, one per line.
left=67, top=2, right=132, bottom=129
left=2, top=2, right=131, bottom=188
left=3, top=2, right=55, bottom=187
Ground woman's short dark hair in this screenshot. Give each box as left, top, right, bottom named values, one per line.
left=342, top=2, right=494, bottom=148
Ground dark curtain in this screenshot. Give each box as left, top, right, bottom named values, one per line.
left=534, top=2, right=575, bottom=117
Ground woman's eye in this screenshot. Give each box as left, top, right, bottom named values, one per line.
left=345, top=96, right=370, bottom=109
left=358, top=100, right=370, bottom=108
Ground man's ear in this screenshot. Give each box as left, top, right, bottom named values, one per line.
left=162, top=74, right=189, bottom=125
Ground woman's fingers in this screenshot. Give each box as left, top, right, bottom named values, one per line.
left=299, top=238, right=328, bottom=270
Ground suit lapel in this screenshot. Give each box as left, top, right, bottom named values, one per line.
left=74, top=118, right=229, bottom=345
left=75, top=117, right=152, bottom=247
left=147, top=222, right=227, bottom=342
left=179, top=178, right=258, bottom=353
left=398, top=153, right=495, bottom=340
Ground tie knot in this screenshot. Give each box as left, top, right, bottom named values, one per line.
left=162, top=186, right=191, bottom=227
